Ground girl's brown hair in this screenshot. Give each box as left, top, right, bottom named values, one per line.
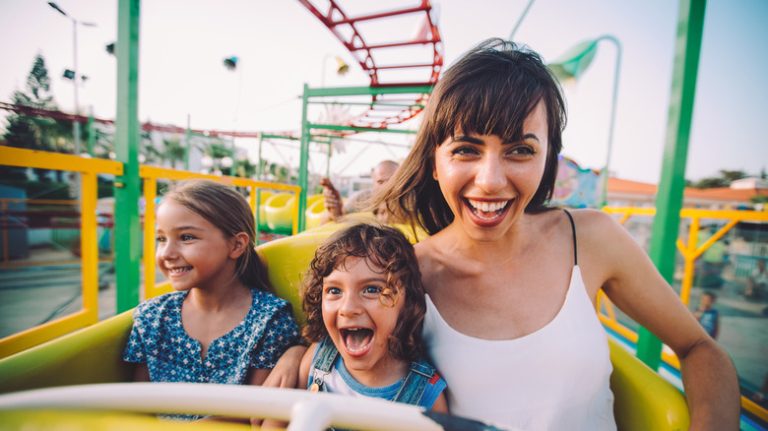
left=302, top=223, right=426, bottom=362
left=163, top=179, right=271, bottom=292
left=374, top=38, right=567, bottom=235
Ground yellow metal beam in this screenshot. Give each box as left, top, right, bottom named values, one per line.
left=0, top=146, right=122, bottom=175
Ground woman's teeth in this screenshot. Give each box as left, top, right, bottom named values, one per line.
left=467, top=199, right=509, bottom=213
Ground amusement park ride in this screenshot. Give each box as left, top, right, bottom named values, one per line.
left=0, top=0, right=766, bottom=429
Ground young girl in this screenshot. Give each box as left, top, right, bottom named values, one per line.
left=299, top=223, right=448, bottom=412
left=123, top=179, right=300, bottom=420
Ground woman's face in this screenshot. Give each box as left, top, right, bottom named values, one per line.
left=432, top=100, right=549, bottom=241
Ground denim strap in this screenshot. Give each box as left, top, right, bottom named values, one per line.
left=393, top=360, right=435, bottom=405
left=309, top=337, right=338, bottom=391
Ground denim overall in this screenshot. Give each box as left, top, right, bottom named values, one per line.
left=308, top=336, right=438, bottom=406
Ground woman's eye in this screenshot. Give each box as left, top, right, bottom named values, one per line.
left=508, top=146, right=535, bottom=157
left=180, top=233, right=196, bottom=241
left=156, top=236, right=166, bottom=243
left=451, top=146, right=479, bottom=157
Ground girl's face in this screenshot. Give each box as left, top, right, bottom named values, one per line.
left=321, top=257, right=404, bottom=380
left=155, top=200, right=238, bottom=291
left=432, top=100, right=549, bottom=241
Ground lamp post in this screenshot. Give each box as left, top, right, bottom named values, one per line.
left=223, top=55, right=241, bottom=167
left=549, top=35, right=622, bottom=207
left=321, top=54, right=350, bottom=87
left=48, top=2, right=96, bottom=157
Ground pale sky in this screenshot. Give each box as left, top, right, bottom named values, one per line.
left=1, top=0, right=766, bottom=184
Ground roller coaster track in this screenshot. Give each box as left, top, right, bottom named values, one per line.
left=297, top=0, right=443, bottom=129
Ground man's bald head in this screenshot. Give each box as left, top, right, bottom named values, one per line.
left=372, top=160, right=399, bottom=193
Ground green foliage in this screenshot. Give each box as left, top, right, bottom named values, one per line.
left=689, top=169, right=748, bottom=189
left=1, top=55, right=74, bottom=182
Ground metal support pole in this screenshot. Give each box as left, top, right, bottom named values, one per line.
left=598, top=35, right=622, bottom=207
left=114, top=0, right=142, bottom=312
left=298, top=84, right=310, bottom=232
left=86, top=109, right=95, bottom=156
left=184, top=114, right=191, bottom=170
left=636, top=0, right=707, bottom=369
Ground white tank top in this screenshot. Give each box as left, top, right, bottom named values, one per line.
left=423, top=265, right=616, bottom=431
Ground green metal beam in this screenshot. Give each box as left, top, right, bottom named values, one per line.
left=86, top=112, right=95, bottom=156
left=307, top=100, right=424, bottom=109
left=308, top=123, right=417, bottom=135
left=298, top=84, right=310, bottom=232
left=261, top=133, right=299, bottom=141
left=637, top=0, right=707, bottom=369
left=114, top=0, right=142, bottom=313
left=305, top=85, right=432, bottom=98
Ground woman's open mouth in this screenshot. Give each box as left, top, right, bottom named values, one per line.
left=464, top=198, right=513, bottom=226
left=340, top=327, right=374, bottom=357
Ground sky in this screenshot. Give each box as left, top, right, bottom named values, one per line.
left=1, top=0, right=767, bottom=184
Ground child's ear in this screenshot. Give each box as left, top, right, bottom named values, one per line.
left=229, top=232, right=250, bottom=259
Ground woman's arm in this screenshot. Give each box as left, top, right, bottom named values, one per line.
left=579, top=211, right=740, bottom=430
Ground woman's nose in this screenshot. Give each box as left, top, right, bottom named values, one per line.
left=475, top=156, right=506, bottom=193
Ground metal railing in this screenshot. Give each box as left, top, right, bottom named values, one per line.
left=0, top=147, right=301, bottom=357
left=0, top=146, right=121, bottom=357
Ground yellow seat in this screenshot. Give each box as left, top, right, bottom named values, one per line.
left=255, top=190, right=272, bottom=231
left=304, top=197, right=327, bottom=231
left=263, top=193, right=294, bottom=234
left=0, top=225, right=691, bottom=430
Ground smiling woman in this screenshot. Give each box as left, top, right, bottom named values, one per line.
left=372, top=38, right=740, bottom=430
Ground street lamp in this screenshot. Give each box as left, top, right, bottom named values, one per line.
left=321, top=54, right=350, bottom=87
left=223, top=55, right=242, bottom=167
left=48, top=2, right=96, bottom=157
left=549, top=35, right=622, bottom=207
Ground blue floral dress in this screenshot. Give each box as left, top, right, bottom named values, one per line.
left=123, top=288, right=300, bottom=419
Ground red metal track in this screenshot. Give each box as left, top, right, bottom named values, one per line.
left=0, top=102, right=295, bottom=140
left=297, top=0, right=443, bottom=128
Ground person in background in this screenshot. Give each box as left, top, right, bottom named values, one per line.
left=321, top=160, right=399, bottom=224
left=694, top=291, right=720, bottom=339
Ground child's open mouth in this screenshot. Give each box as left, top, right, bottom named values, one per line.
left=340, top=327, right=374, bottom=357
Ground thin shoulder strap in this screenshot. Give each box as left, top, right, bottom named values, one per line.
left=563, top=209, right=578, bottom=266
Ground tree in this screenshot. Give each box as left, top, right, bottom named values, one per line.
left=2, top=55, right=70, bottom=181
left=690, top=169, right=748, bottom=189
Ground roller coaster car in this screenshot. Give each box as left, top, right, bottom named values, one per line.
left=0, top=224, right=690, bottom=430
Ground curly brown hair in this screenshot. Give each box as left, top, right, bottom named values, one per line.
left=301, top=223, right=426, bottom=362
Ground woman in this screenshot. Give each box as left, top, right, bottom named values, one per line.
left=269, top=39, right=739, bottom=430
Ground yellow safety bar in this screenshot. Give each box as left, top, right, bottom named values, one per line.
left=601, top=206, right=768, bottom=422
left=138, top=166, right=301, bottom=300
left=0, top=147, right=122, bottom=358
